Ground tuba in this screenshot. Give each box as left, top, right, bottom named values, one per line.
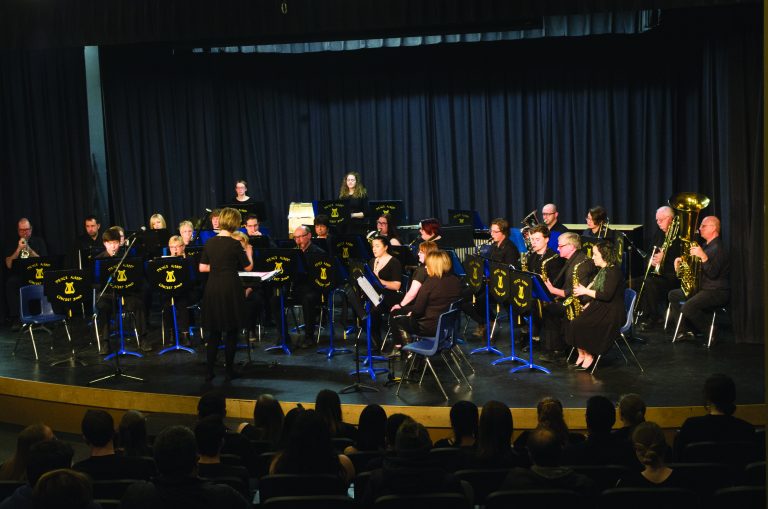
left=520, top=209, right=539, bottom=250
left=669, top=192, right=710, bottom=297
left=652, top=215, right=680, bottom=276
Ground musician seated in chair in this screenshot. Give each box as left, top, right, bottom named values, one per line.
left=582, top=205, right=616, bottom=240
left=94, top=227, right=149, bottom=354
left=668, top=216, right=729, bottom=341
left=540, top=233, right=596, bottom=363
left=636, top=206, right=681, bottom=331
left=5, top=217, right=48, bottom=330
left=159, top=235, right=193, bottom=345
left=522, top=224, right=565, bottom=342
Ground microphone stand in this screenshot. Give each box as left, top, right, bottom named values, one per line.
left=89, top=234, right=144, bottom=385
left=616, top=230, right=648, bottom=291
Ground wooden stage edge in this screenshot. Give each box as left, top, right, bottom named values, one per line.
left=1, top=376, right=765, bottom=436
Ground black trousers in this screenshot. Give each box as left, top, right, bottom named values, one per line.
left=540, top=302, right=567, bottom=352
left=637, top=274, right=678, bottom=322
left=668, top=288, right=729, bottom=333
left=96, top=292, right=147, bottom=342
left=270, top=284, right=321, bottom=339
left=206, top=329, right=239, bottom=376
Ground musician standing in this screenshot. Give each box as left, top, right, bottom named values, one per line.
left=339, top=172, right=368, bottom=234
left=636, top=206, right=681, bottom=332
left=668, top=216, right=729, bottom=340
left=234, top=179, right=253, bottom=204
left=540, top=232, right=596, bottom=363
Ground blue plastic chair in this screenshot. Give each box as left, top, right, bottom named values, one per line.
left=589, top=287, right=643, bottom=374
left=396, top=308, right=469, bottom=400
left=14, top=284, right=72, bottom=360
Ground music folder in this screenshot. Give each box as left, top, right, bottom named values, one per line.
left=356, top=276, right=383, bottom=307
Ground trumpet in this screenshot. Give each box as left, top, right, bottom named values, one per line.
left=19, top=238, right=30, bottom=259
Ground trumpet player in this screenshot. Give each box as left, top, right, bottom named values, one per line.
left=5, top=218, right=48, bottom=330
left=636, top=206, right=681, bottom=332
left=668, top=216, right=730, bottom=341
left=583, top=206, right=616, bottom=240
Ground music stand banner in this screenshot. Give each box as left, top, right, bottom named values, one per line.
left=511, top=271, right=533, bottom=313
left=147, top=257, right=189, bottom=294
left=14, top=256, right=61, bottom=286
left=369, top=200, right=404, bottom=225
left=315, top=200, right=349, bottom=226
left=490, top=262, right=511, bottom=304
left=305, top=253, right=336, bottom=292
left=465, top=254, right=485, bottom=293
left=256, top=249, right=301, bottom=284
left=44, top=270, right=89, bottom=308
left=95, top=258, right=143, bottom=292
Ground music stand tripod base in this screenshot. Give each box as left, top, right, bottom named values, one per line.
left=509, top=317, right=550, bottom=374
left=158, top=302, right=195, bottom=355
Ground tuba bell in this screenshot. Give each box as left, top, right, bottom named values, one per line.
left=669, top=192, right=710, bottom=297
left=520, top=209, right=540, bottom=250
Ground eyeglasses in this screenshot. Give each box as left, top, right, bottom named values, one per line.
left=294, top=233, right=310, bottom=239
left=542, top=212, right=555, bottom=216
left=490, top=229, right=502, bottom=234
left=557, top=244, right=568, bottom=248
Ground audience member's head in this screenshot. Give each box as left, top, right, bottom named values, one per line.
left=315, top=389, right=344, bottom=436
left=476, top=400, right=513, bottom=459
left=195, top=415, right=227, bottom=458
left=384, top=414, right=413, bottom=450
left=631, top=421, right=668, bottom=468
left=527, top=428, right=563, bottom=467
left=278, top=405, right=305, bottom=450
left=447, top=400, right=479, bottom=445
left=27, top=440, right=74, bottom=487
left=618, top=394, right=647, bottom=428
left=395, top=420, right=432, bottom=459
left=118, top=410, right=149, bottom=456
left=536, top=397, right=570, bottom=446
left=153, top=426, right=198, bottom=477
left=33, top=469, right=93, bottom=509
left=274, top=410, right=339, bottom=475
left=704, top=373, right=737, bottom=415
left=356, top=404, right=387, bottom=452
left=252, top=394, right=285, bottom=447
left=81, top=410, right=115, bottom=449
left=585, top=396, right=616, bottom=435
left=198, top=391, right=227, bottom=419
left=0, top=423, right=54, bottom=481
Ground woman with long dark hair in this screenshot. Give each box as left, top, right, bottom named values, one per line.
left=239, top=394, right=285, bottom=450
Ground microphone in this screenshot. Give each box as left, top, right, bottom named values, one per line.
left=126, top=226, right=147, bottom=240
left=205, top=208, right=212, bottom=213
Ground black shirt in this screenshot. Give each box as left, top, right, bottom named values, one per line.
left=489, top=238, right=520, bottom=266
left=699, top=237, right=729, bottom=291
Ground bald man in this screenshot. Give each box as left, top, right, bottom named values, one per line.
left=636, top=206, right=681, bottom=331
left=668, top=216, right=730, bottom=340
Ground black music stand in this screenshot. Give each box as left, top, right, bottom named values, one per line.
left=487, top=262, right=527, bottom=369
left=389, top=245, right=419, bottom=269
left=315, top=200, right=349, bottom=229
left=223, top=201, right=268, bottom=225
left=340, top=262, right=385, bottom=393
left=331, top=235, right=372, bottom=265
left=368, top=200, right=405, bottom=225
left=505, top=270, right=551, bottom=374
left=305, top=252, right=352, bottom=359
left=447, top=209, right=486, bottom=229
left=12, top=256, right=62, bottom=287
left=89, top=243, right=144, bottom=385
left=141, top=228, right=171, bottom=258
left=466, top=255, right=502, bottom=357
left=259, top=249, right=301, bottom=355
left=438, top=225, right=476, bottom=249
left=148, top=257, right=195, bottom=356
left=43, top=269, right=89, bottom=367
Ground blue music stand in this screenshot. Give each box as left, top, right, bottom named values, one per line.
left=305, top=252, right=352, bottom=359
left=469, top=257, right=503, bottom=357
left=349, top=264, right=388, bottom=380
left=260, top=249, right=302, bottom=356
left=508, top=270, right=551, bottom=374
left=485, top=262, right=526, bottom=368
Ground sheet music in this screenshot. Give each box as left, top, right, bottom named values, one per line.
left=238, top=270, right=280, bottom=282
left=357, top=276, right=384, bottom=306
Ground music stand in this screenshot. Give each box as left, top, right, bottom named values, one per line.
left=89, top=241, right=144, bottom=384
left=258, top=249, right=301, bottom=355
left=305, top=252, right=351, bottom=359
left=447, top=209, right=486, bottom=229
left=43, top=269, right=89, bottom=367
left=223, top=201, right=268, bottom=224
left=148, top=257, right=195, bottom=356
left=141, top=228, right=171, bottom=258
left=466, top=255, right=501, bottom=357
left=331, top=235, right=372, bottom=265
left=315, top=200, right=349, bottom=229
left=438, top=225, right=476, bottom=249
left=368, top=200, right=405, bottom=225
left=340, top=262, right=386, bottom=393
left=487, top=263, right=527, bottom=368
left=12, top=256, right=63, bottom=287
left=506, top=270, right=551, bottom=374
left=389, top=245, right=419, bottom=269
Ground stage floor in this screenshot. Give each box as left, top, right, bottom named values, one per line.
left=0, top=316, right=763, bottom=410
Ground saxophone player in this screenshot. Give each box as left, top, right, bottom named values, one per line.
left=525, top=224, right=565, bottom=287
left=636, top=206, right=681, bottom=332
left=668, top=216, right=730, bottom=341
left=539, top=232, right=596, bottom=363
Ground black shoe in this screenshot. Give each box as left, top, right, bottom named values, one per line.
left=675, top=331, right=695, bottom=342
left=140, top=342, right=153, bottom=353
left=538, top=352, right=555, bottom=363
left=300, top=338, right=315, bottom=349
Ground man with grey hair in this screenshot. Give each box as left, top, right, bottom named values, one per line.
left=540, top=232, right=596, bottom=363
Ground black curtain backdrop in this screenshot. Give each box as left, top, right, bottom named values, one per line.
left=94, top=7, right=761, bottom=343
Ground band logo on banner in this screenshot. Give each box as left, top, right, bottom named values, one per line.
left=465, top=255, right=484, bottom=293
left=312, top=260, right=332, bottom=289
left=51, top=273, right=86, bottom=304
left=490, top=264, right=510, bottom=303
left=266, top=255, right=291, bottom=283
left=108, top=261, right=137, bottom=291
left=152, top=261, right=184, bottom=291
left=334, top=240, right=354, bottom=261
left=24, top=260, right=55, bottom=286
left=512, top=273, right=533, bottom=314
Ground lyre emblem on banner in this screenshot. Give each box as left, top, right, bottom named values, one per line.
left=518, top=285, right=525, bottom=300
left=342, top=247, right=349, bottom=258
left=459, top=218, right=465, bottom=224
left=64, top=282, right=75, bottom=294
left=497, top=275, right=504, bottom=289
left=165, top=271, right=176, bottom=283
left=274, top=262, right=283, bottom=272
left=472, top=267, right=478, bottom=280
left=331, top=207, right=339, bottom=218
left=35, top=268, right=44, bottom=279
left=117, top=270, right=127, bottom=282
left=320, top=267, right=328, bottom=280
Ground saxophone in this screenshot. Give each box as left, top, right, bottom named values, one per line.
left=562, top=259, right=586, bottom=320
left=540, top=254, right=559, bottom=282
left=521, top=252, right=529, bottom=272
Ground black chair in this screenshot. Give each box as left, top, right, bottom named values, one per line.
left=92, top=479, right=140, bottom=500
left=599, top=487, right=698, bottom=509
left=255, top=451, right=279, bottom=479
left=263, top=495, right=356, bottom=508
left=742, top=461, right=766, bottom=486
left=249, top=439, right=275, bottom=455
left=219, top=453, right=245, bottom=466
left=666, top=462, right=733, bottom=496
left=487, top=489, right=587, bottom=509
left=331, top=437, right=355, bottom=453
left=353, top=470, right=372, bottom=504
left=428, top=447, right=463, bottom=473
left=347, top=450, right=383, bottom=473
left=209, top=475, right=250, bottom=499
left=711, top=486, right=766, bottom=509
left=682, top=441, right=759, bottom=469
left=259, top=473, right=347, bottom=503
left=374, top=492, right=471, bottom=509
left=569, top=464, right=630, bottom=492
left=454, top=469, right=509, bottom=505
left=0, top=480, right=25, bottom=502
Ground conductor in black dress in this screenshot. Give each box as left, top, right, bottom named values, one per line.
left=339, top=172, right=368, bottom=235
left=199, top=208, right=253, bottom=382
left=566, top=240, right=626, bottom=371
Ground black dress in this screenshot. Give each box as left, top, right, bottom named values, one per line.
left=200, top=236, right=249, bottom=331
left=565, top=265, right=626, bottom=355
left=369, top=256, right=403, bottom=310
